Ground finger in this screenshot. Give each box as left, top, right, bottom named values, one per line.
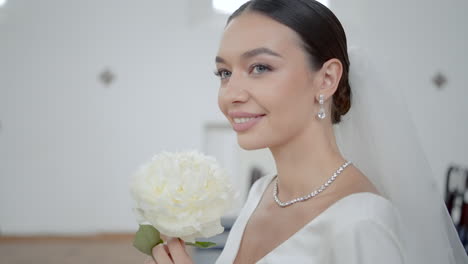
left=144, top=256, right=156, bottom=264
left=160, top=234, right=169, bottom=242
left=152, top=243, right=173, bottom=264
left=178, top=238, right=189, bottom=253
left=167, top=238, right=191, bottom=263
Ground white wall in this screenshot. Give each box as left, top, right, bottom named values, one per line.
left=0, top=0, right=229, bottom=235
left=0, top=0, right=467, bottom=235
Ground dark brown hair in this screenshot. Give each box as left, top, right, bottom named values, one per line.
left=227, top=0, right=351, bottom=124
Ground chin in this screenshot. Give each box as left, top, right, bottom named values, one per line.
left=237, top=134, right=269, bottom=150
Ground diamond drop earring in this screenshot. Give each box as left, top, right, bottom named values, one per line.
left=317, top=94, right=326, bottom=119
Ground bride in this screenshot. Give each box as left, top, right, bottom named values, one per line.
left=145, top=0, right=468, bottom=263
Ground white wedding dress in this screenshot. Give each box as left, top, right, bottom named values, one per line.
left=215, top=172, right=407, bottom=264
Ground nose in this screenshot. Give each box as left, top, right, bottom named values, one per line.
left=223, top=73, right=249, bottom=104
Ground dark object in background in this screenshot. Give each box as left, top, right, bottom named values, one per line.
left=445, top=164, right=468, bottom=252
left=249, top=167, right=265, bottom=190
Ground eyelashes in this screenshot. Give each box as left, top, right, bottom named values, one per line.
left=251, top=64, right=271, bottom=74
left=213, top=69, right=231, bottom=79
left=214, top=63, right=273, bottom=80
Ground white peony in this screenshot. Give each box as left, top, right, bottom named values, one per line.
left=130, top=150, right=235, bottom=243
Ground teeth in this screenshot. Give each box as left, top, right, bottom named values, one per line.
left=234, top=117, right=256, bottom=124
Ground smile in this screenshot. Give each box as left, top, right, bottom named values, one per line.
left=234, top=117, right=258, bottom=124
left=232, top=115, right=265, bottom=132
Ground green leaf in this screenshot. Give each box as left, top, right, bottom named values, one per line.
left=133, top=224, right=164, bottom=256
left=185, top=241, right=217, bottom=249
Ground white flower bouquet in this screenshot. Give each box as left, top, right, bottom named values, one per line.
left=130, top=150, right=235, bottom=255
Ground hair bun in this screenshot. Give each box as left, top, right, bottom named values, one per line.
left=332, top=77, right=352, bottom=124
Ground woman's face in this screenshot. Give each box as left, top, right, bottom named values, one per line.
left=216, top=12, right=321, bottom=150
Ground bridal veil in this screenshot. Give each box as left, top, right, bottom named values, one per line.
left=333, top=47, right=468, bottom=263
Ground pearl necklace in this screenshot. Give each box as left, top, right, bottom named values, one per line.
left=273, top=160, right=352, bottom=207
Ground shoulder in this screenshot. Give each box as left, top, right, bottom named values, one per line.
left=326, top=193, right=407, bottom=263
left=338, top=165, right=380, bottom=195
left=329, top=217, right=406, bottom=263
left=327, top=166, right=401, bottom=231
left=329, top=192, right=403, bottom=235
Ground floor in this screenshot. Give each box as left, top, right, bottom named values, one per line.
left=0, top=233, right=223, bottom=264
left=0, top=234, right=166, bottom=264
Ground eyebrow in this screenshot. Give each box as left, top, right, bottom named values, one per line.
left=215, top=47, right=282, bottom=64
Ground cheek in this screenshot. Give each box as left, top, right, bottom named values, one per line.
left=272, top=96, right=310, bottom=127
left=217, top=89, right=227, bottom=116
left=264, top=73, right=314, bottom=130
left=266, top=96, right=313, bottom=147
left=270, top=71, right=313, bottom=115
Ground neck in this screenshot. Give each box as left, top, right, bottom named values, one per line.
left=269, top=121, right=346, bottom=201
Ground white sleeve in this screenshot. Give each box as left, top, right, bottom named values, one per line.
left=329, top=219, right=406, bottom=264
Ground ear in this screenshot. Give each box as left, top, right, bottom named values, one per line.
left=316, top=58, right=343, bottom=100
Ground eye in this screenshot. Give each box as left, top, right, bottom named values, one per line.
left=251, top=64, right=272, bottom=75
left=214, top=69, right=232, bottom=80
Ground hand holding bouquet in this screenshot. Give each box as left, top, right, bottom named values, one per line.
left=130, top=150, right=235, bottom=256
